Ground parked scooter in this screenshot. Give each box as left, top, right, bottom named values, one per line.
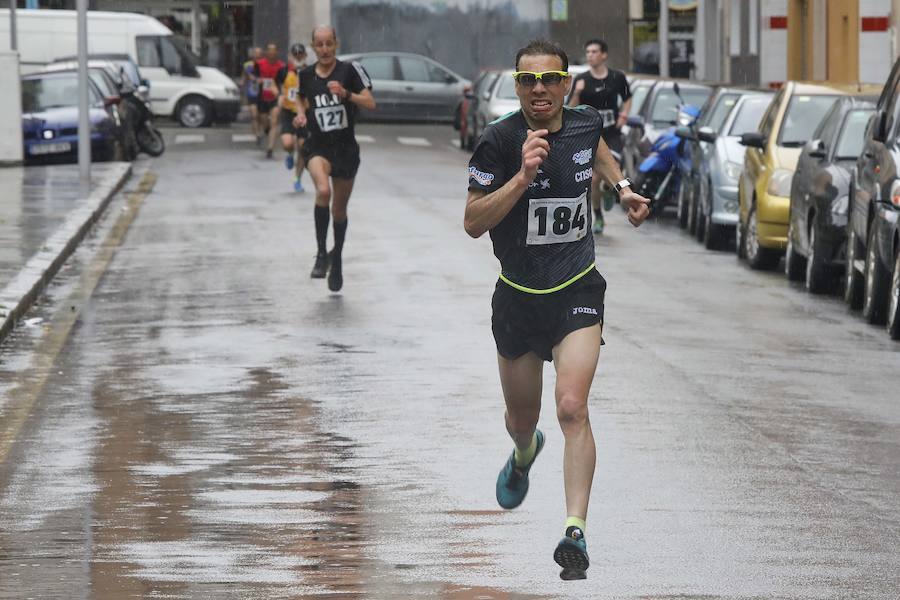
left=117, top=73, right=165, bottom=158
left=633, top=84, right=700, bottom=215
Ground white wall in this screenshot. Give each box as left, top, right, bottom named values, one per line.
left=0, top=51, right=23, bottom=165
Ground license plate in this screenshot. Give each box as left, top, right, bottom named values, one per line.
left=30, top=142, right=72, bottom=155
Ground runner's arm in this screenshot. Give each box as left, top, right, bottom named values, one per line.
left=593, top=137, right=650, bottom=227
left=568, top=76, right=584, bottom=107
left=464, top=177, right=529, bottom=238
left=346, top=88, right=376, bottom=111
left=616, top=98, right=633, bottom=128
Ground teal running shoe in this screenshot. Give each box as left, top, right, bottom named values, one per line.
left=592, top=217, right=604, bottom=234
left=495, top=429, right=544, bottom=509
left=554, top=527, right=589, bottom=580
left=294, top=178, right=304, bottom=193
left=285, top=154, right=295, bottom=170
left=603, top=188, right=617, bottom=212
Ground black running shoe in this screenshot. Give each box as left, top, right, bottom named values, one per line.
left=266, top=148, right=273, bottom=159
left=554, top=526, right=589, bottom=580
left=310, top=253, right=329, bottom=278
left=327, top=252, right=343, bottom=292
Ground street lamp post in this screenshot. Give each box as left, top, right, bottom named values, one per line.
left=659, top=0, right=670, bottom=77
left=77, top=0, right=91, bottom=194
left=8, top=0, right=16, bottom=51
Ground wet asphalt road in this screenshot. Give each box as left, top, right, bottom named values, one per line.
left=0, top=123, right=899, bottom=600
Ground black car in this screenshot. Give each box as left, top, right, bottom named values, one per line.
left=623, top=79, right=713, bottom=178
left=847, top=59, right=900, bottom=339
left=785, top=97, right=874, bottom=294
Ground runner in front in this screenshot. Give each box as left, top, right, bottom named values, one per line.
left=280, top=43, right=309, bottom=192
left=241, top=46, right=263, bottom=145
left=254, top=43, right=287, bottom=159
left=295, top=25, right=375, bottom=292
left=568, top=39, right=632, bottom=235
left=464, top=39, right=649, bottom=580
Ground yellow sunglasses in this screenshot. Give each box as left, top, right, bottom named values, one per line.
left=512, top=71, right=570, bottom=87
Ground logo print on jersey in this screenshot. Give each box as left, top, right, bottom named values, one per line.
left=529, top=178, right=551, bottom=190
left=572, top=148, right=592, bottom=166
left=572, top=307, right=598, bottom=316
left=575, top=167, right=593, bottom=183
left=469, top=166, right=495, bottom=186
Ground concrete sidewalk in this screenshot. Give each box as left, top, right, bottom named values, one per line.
left=0, top=163, right=132, bottom=342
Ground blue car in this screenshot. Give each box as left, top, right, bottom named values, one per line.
left=21, top=71, right=121, bottom=164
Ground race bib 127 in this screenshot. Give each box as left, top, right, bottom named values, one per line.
left=314, top=105, right=348, bottom=132
left=526, top=191, right=588, bottom=245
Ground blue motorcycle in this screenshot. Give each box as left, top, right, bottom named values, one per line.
left=634, top=87, right=702, bottom=215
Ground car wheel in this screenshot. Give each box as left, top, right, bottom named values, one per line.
left=887, top=249, right=900, bottom=340
left=745, top=205, right=780, bottom=270
left=677, top=182, right=689, bottom=229
left=805, top=222, right=830, bottom=294
left=784, top=218, right=806, bottom=282
left=736, top=214, right=747, bottom=260
left=844, top=225, right=864, bottom=310
left=693, top=194, right=705, bottom=242
left=862, top=225, right=890, bottom=324
left=177, top=96, right=211, bottom=128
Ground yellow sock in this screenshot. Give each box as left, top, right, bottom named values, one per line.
left=513, top=432, right=538, bottom=466
left=565, top=516, right=586, bottom=535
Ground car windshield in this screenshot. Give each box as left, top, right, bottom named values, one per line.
left=650, top=88, right=712, bottom=125
left=729, top=96, right=773, bottom=136
left=630, top=83, right=651, bottom=113
left=495, top=74, right=517, bottom=100
left=778, top=95, right=840, bottom=147
left=22, top=75, right=99, bottom=112
left=834, top=109, right=875, bottom=159
left=704, top=93, right=740, bottom=132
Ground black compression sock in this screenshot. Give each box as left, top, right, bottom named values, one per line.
left=593, top=207, right=603, bottom=220
left=314, top=206, right=329, bottom=255
left=332, top=219, right=348, bottom=257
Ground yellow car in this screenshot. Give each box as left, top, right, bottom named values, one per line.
left=737, top=82, right=846, bottom=269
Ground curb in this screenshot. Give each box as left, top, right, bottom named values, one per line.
left=0, top=162, right=133, bottom=344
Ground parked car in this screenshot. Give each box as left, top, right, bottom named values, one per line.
left=680, top=90, right=774, bottom=249
left=691, top=93, right=774, bottom=250
left=623, top=80, right=713, bottom=180
left=471, top=69, right=520, bottom=138
left=0, top=9, right=241, bottom=128
left=737, top=82, right=845, bottom=269
left=458, top=69, right=500, bottom=150
left=21, top=70, right=121, bottom=164
left=619, top=77, right=655, bottom=145
left=677, top=87, right=747, bottom=232
left=847, top=61, right=900, bottom=338
left=784, top=97, right=875, bottom=293
left=340, top=52, right=469, bottom=123
left=50, top=53, right=150, bottom=103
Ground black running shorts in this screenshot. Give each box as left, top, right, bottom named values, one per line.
left=301, top=138, right=361, bottom=179
left=279, top=110, right=309, bottom=139
left=257, top=97, right=278, bottom=114
left=491, top=269, right=606, bottom=362
left=601, top=127, right=624, bottom=158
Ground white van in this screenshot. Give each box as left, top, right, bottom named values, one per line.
left=0, top=9, right=240, bottom=127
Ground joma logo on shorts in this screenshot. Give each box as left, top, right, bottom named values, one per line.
left=572, top=148, right=592, bottom=166
left=575, top=167, right=593, bottom=183
left=468, top=166, right=495, bottom=186
left=572, top=306, right=598, bottom=316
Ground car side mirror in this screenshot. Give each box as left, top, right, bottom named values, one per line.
left=872, top=110, right=888, bottom=143
left=445, top=74, right=458, bottom=85
left=807, top=139, right=827, bottom=159
left=138, top=84, right=150, bottom=96
left=739, top=132, right=766, bottom=149
left=141, top=78, right=150, bottom=88
left=626, top=114, right=645, bottom=128
left=697, top=127, right=717, bottom=143
left=675, top=126, right=694, bottom=140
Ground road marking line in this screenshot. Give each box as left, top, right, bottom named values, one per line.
left=0, top=172, right=157, bottom=467
left=397, top=136, right=431, bottom=147
left=174, top=134, right=206, bottom=144
left=355, top=134, right=375, bottom=143
left=450, top=139, right=461, bottom=148
left=231, top=133, right=257, bottom=143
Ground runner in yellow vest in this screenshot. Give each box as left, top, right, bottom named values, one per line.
left=280, top=43, right=309, bottom=192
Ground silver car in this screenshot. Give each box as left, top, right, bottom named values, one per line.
left=471, top=69, right=520, bottom=142
left=340, top=52, right=469, bottom=122
left=694, top=93, right=774, bottom=247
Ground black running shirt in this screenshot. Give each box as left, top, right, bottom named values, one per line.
left=573, top=69, right=631, bottom=130
left=299, top=60, right=371, bottom=147
left=468, top=107, right=604, bottom=292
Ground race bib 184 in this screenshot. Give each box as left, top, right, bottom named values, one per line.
left=526, top=192, right=589, bottom=245
left=315, top=105, right=348, bottom=132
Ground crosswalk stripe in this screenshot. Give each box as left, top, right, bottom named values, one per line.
left=232, top=133, right=257, bottom=143
left=397, top=136, right=431, bottom=147
left=174, top=134, right=206, bottom=144
left=356, top=134, right=375, bottom=143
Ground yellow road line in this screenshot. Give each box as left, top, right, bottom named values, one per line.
left=0, top=171, right=157, bottom=466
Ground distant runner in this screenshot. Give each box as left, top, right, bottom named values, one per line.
left=568, top=38, right=632, bottom=235
left=295, top=26, right=375, bottom=291
left=464, top=39, right=649, bottom=580
left=242, top=46, right=263, bottom=144
left=254, top=43, right=287, bottom=159
left=280, top=43, right=309, bottom=192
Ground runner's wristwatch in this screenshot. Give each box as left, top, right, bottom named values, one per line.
left=613, top=178, right=632, bottom=193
